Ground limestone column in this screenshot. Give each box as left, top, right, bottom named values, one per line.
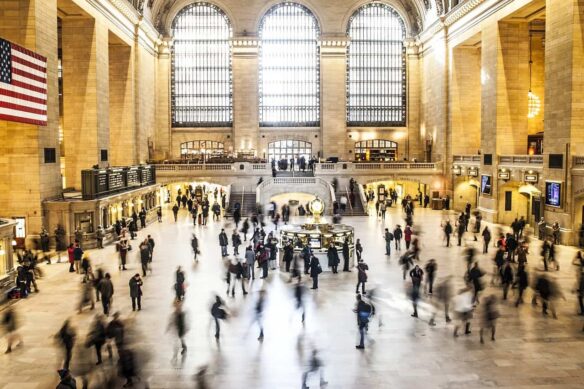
left=109, top=38, right=135, bottom=166
left=479, top=21, right=530, bottom=221
left=406, top=41, right=422, bottom=161
left=542, top=0, right=584, bottom=242
left=154, top=37, right=171, bottom=160
left=62, top=18, right=110, bottom=189
left=133, top=32, right=157, bottom=164
left=231, top=37, right=259, bottom=154
left=320, top=37, right=348, bottom=160
left=0, top=0, right=61, bottom=238
left=421, top=29, right=448, bottom=165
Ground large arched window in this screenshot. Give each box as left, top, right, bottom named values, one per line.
left=171, top=3, right=232, bottom=127
left=259, top=3, right=320, bottom=127
left=347, top=3, right=406, bottom=126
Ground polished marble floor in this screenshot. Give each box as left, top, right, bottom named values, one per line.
left=2, top=204, right=584, bottom=389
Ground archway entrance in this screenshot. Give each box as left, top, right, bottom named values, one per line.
left=453, top=177, right=479, bottom=212
left=497, top=182, right=541, bottom=228
left=267, top=140, right=312, bottom=164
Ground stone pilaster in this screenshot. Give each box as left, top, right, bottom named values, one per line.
left=62, top=18, right=110, bottom=189
left=320, top=37, right=348, bottom=160
left=479, top=21, right=530, bottom=221
left=154, top=37, right=171, bottom=160
left=109, top=40, right=135, bottom=166
left=542, top=0, right=584, bottom=241
left=0, top=0, right=61, bottom=237
left=231, top=37, right=259, bottom=154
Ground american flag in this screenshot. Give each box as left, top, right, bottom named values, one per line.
left=0, top=37, right=47, bottom=126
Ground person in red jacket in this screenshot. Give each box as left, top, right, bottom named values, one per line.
left=404, top=225, right=413, bottom=250
left=67, top=244, right=75, bottom=273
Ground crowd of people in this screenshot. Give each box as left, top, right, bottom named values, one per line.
left=4, top=181, right=584, bottom=389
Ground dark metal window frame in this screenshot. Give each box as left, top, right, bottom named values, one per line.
left=346, top=3, right=407, bottom=127
left=259, top=3, right=321, bottom=127
left=267, top=140, right=313, bottom=162
left=171, top=3, right=233, bottom=127
left=180, top=140, right=225, bottom=158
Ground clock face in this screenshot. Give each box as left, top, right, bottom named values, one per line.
left=310, top=198, right=324, bottom=214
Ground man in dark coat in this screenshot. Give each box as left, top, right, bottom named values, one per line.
left=219, top=229, right=228, bottom=257
left=55, top=320, right=76, bottom=370
left=342, top=240, right=351, bottom=272
left=172, top=203, right=179, bottom=222
left=327, top=243, right=340, bottom=274
left=501, top=261, right=514, bottom=300
left=98, top=273, right=114, bottom=316
left=356, top=259, right=369, bottom=294
left=139, top=240, right=151, bottom=277
left=467, top=262, right=485, bottom=304
left=444, top=221, right=453, bottom=247
left=309, top=255, right=322, bottom=289
left=283, top=242, right=294, bottom=272
left=129, top=274, right=143, bottom=311
left=86, top=315, right=107, bottom=365
left=233, top=207, right=241, bottom=227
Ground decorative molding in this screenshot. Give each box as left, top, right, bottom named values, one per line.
left=108, top=0, right=140, bottom=24
left=443, top=0, right=485, bottom=27
left=230, top=37, right=259, bottom=57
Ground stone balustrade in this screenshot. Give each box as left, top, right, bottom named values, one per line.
left=314, top=161, right=443, bottom=175
left=154, top=161, right=443, bottom=180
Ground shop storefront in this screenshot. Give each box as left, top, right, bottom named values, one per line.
left=0, top=219, right=17, bottom=293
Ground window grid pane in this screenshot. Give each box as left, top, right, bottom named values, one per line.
left=347, top=3, right=406, bottom=126
left=259, top=3, right=320, bottom=127
left=180, top=140, right=225, bottom=158
left=267, top=140, right=312, bottom=162
left=171, top=3, right=233, bottom=127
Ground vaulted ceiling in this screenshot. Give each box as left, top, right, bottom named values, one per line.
left=145, top=0, right=438, bottom=37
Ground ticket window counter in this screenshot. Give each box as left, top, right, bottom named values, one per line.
left=0, top=238, right=13, bottom=280
left=75, top=212, right=94, bottom=233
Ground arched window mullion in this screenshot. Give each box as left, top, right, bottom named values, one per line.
left=347, top=3, right=406, bottom=127
left=259, top=3, right=320, bottom=127
left=171, top=3, right=233, bottom=127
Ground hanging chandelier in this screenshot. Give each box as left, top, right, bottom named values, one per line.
left=528, top=90, right=540, bottom=118
left=527, top=33, right=540, bottom=119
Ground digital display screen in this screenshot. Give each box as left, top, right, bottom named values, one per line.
left=481, top=175, right=492, bottom=195
left=545, top=182, right=561, bottom=207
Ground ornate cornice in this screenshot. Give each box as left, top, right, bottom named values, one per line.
left=444, top=0, right=485, bottom=27
left=108, top=0, right=140, bottom=24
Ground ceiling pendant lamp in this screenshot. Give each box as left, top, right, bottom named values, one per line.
left=527, top=33, right=540, bottom=119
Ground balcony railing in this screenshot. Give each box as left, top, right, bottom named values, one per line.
left=154, top=161, right=443, bottom=180
left=499, top=155, right=543, bottom=166
left=315, top=161, right=442, bottom=174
